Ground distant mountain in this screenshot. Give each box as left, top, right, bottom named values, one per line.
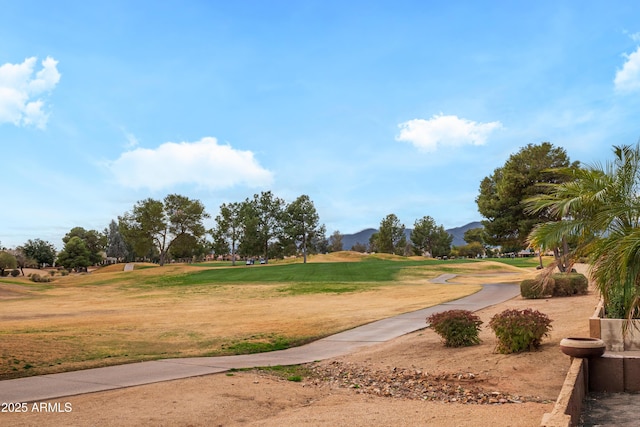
left=340, top=221, right=483, bottom=251
left=340, top=228, right=377, bottom=252
left=446, top=221, right=483, bottom=246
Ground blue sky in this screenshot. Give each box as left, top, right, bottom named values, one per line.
left=2, top=1, right=640, bottom=250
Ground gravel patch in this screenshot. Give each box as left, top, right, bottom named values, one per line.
left=306, top=361, right=551, bottom=404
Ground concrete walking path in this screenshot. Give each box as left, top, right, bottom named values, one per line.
left=0, top=278, right=520, bottom=403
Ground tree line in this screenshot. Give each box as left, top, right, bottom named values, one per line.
left=1, top=140, right=580, bottom=274
left=0, top=191, right=328, bottom=271
left=1, top=192, right=457, bottom=273
left=362, top=214, right=453, bottom=257
left=108, top=191, right=327, bottom=268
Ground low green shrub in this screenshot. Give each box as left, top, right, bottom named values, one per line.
left=11, top=269, right=20, bottom=277
left=489, top=308, right=552, bottom=354
left=29, top=273, right=52, bottom=283
left=605, top=295, right=626, bottom=318
left=604, top=287, right=640, bottom=319
left=520, top=273, right=588, bottom=299
left=427, top=309, right=483, bottom=347
left=520, top=278, right=553, bottom=299
left=551, top=273, right=588, bottom=296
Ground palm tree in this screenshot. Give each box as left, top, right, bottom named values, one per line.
left=527, top=144, right=640, bottom=322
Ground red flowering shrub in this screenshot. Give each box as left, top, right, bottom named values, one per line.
left=427, top=309, right=483, bottom=347
left=489, top=308, right=552, bottom=354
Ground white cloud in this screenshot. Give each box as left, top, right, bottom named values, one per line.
left=0, top=56, right=61, bottom=129
left=107, top=137, right=274, bottom=191
left=395, top=114, right=502, bottom=151
left=614, top=46, right=640, bottom=93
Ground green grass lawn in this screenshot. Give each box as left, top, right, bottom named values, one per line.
left=137, top=257, right=491, bottom=289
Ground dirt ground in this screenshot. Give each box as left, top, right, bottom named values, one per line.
left=2, top=268, right=599, bottom=427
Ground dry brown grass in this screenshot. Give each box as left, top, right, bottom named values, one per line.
left=1, top=266, right=596, bottom=427
left=0, top=257, right=532, bottom=380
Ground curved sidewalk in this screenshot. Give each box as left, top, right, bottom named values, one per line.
left=0, top=279, right=520, bottom=403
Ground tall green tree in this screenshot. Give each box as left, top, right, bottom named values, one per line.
left=213, top=202, right=244, bottom=265
left=432, top=227, right=453, bottom=258
left=0, top=251, right=17, bottom=276
left=375, top=214, right=406, bottom=255
left=246, top=191, right=285, bottom=262
left=476, top=142, right=577, bottom=252
left=237, top=200, right=260, bottom=258
left=283, top=195, right=323, bottom=263
left=410, top=216, right=452, bottom=257
left=170, top=234, right=208, bottom=261
left=56, top=236, right=92, bottom=271
left=368, top=232, right=379, bottom=253
left=311, top=226, right=328, bottom=255
left=119, top=194, right=209, bottom=266
left=106, top=220, right=129, bottom=262
left=62, top=227, right=107, bottom=265
left=209, top=227, right=230, bottom=260
left=20, top=238, right=56, bottom=267
left=463, top=227, right=485, bottom=244
left=460, top=227, right=488, bottom=258
left=328, top=230, right=344, bottom=252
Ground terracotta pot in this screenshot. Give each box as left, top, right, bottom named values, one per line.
left=559, top=337, right=606, bottom=358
